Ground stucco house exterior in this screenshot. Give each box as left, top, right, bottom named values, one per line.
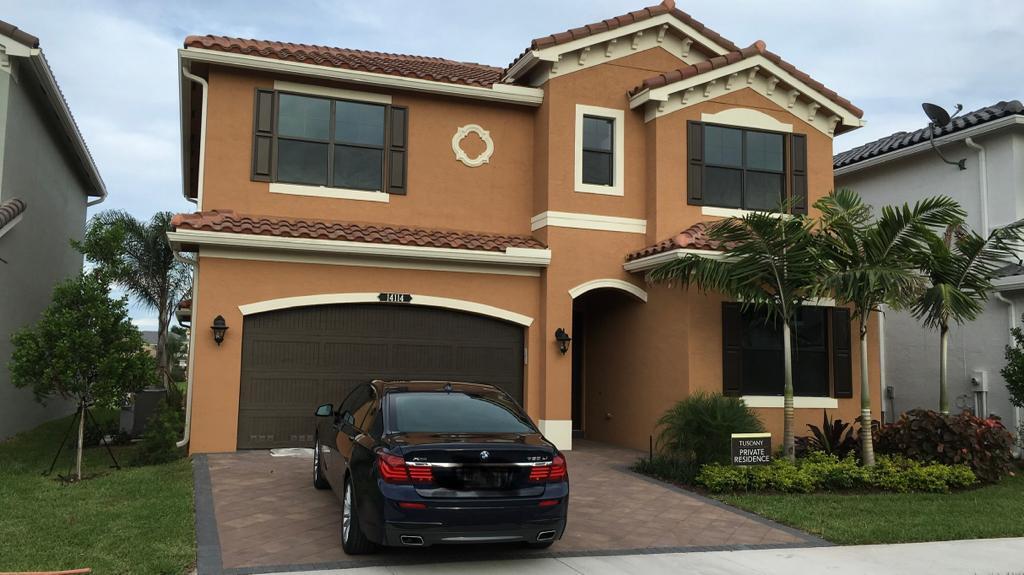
left=0, top=21, right=106, bottom=439
left=171, top=0, right=878, bottom=454
left=835, top=100, right=1024, bottom=434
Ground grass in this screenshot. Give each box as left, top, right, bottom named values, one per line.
left=718, top=473, right=1024, bottom=544
left=0, top=409, right=195, bottom=574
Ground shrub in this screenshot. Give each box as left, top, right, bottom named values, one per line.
left=631, top=454, right=702, bottom=485
left=877, top=409, right=1015, bottom=483
left=655, top=392, right=764, bottom=467
left=131, top=401, right=184, bottom=466
left=796, top=411, right=856, bottom=458
left=696, top=454, right=976, bottom=494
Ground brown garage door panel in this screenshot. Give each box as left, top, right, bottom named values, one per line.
left=238, top=304, right=525, bottom=449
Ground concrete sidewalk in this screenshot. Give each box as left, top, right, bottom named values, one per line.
left=275, top=537, right=1024, bottom=574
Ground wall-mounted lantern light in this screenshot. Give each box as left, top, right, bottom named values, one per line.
left=211, top=315, right=229, bottom=346
left=554, top=328, right=572, bottom=355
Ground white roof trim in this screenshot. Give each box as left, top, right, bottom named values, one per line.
left=629, top=53, right=861, bottom=130
left=835, top=116, right=1024, bottom=177
left=180, top=48, right=544, bottom=106
left=0, top=212, right=23, bottom=239
left=623, top=247, right=724, bottom=273
left=568, top=278, right=648, bottom=302
left=167, top=229, right=551, bottom=268
left=993, top=274, right=1024, bottom=292
left=238, top=292, right=534, bottom=327
left=503, top=12, right=730, bottom=83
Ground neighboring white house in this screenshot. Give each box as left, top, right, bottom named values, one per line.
left=834, top=100, right=1024, bottom=437
left=0, top=21, right=106, bottom=439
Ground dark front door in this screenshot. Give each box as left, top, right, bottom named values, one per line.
left=237, top=303, right=525, bottom=449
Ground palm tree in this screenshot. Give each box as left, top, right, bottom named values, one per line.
left=647, top=209, right=819, bottom=461
left=815, top=190, right=964, bottom=465
left=75, top=211, right=192, bottom=388
left=911, top=220, right=1024, bottom=414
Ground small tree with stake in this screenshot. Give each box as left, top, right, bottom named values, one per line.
left=9, top=273, right=156, bottom=481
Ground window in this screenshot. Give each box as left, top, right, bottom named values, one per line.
left=252, top=90, right=408, bottom=195
left=388, top=392, right=535, bottom=434
left=575, top=104, right=624, bottom=195
left=687, top=121, right=807, bottom=213
left=582, top=116, right=614, bottom=186
left=722, top=304, right=852, bottom=398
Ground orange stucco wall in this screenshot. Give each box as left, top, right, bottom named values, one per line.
left=184, top=43, right=877, bottom=454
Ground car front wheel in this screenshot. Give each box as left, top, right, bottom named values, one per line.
left=313, top=438, right=329, bottom=490
left=340, top=477, right=375, bottom=554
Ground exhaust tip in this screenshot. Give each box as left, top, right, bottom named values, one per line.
left=400, top=535, right=424, bottom=546
left=536, top=530, right=556, bottom=542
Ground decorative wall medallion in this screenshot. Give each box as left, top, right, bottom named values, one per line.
left=451, top=124, right=494, bottom=167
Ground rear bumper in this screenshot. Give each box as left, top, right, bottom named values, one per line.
left=384, top=517, right=566, bottom=547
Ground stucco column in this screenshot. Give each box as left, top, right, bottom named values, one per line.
left=539, top=271, right=574, bottom=450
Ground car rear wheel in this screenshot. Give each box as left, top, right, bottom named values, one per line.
left=313, top=438, right=329, bottom=490
left=341, top=477, right=375, bottom=554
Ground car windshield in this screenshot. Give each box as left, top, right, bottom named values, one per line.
left=390, top=392, right=534, bottom=434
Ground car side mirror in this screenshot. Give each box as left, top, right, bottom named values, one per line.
left=341, top=410, right=355, bottom=425
left=315, top=403, right=333, bottom=417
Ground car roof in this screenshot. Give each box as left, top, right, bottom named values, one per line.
left=370, top=380, right=508, bottom=397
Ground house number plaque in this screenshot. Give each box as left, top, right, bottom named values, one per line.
left=378, top=292, right=413, bottom=303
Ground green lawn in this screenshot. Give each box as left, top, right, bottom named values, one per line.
left=718, top=473, right=1024, bottom=544
left=0, top=411, right=195, bottom=574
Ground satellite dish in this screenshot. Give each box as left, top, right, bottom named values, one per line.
left=922, top=102, right=951, bottom=127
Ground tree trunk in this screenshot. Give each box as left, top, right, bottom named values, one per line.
left=75, top=401, right=85, bottom=481
left=859, top=319, right=876, bottom=466
left=157, top=292, right=169, bottom=389
left=782, top=321, right=795, bottom=461
left=939, top=324, right=950, bottom=414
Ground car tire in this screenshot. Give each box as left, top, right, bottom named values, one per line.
left=341, top=477, right=376, bottom=555
left=313, top=437, right=330, bottom=490
left=524, top=540, right=555, bottom=550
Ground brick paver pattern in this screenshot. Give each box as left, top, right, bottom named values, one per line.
left=207, top=440, right=808, bottom=570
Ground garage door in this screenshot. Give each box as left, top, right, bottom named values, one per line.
left=237, top=303, right=525, bottom=449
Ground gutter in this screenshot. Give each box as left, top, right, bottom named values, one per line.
left=835, top=116, right=1024, bottom=177
left=180, top=63, right=206, bottom=205
left=623, top=247, right=725, bottom=273
left=174, top=249, right=198, bottom=449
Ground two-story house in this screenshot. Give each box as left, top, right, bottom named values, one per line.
left=170, top=0, right=875, bottom=453
left=836, top=100, right=1024, bottom=434
left=0, top=21, right=106, bottom=439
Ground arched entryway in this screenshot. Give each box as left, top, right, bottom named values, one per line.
left=236, top=303, right=525, bottom=448
left=568, top=280, right=647, bottom=439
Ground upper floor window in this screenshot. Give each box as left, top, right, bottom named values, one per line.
left=251, top=89, right=408, bottom=195
left=687, top=121, right=807, bottom=214
left=575, top=104, right=624, bottom=196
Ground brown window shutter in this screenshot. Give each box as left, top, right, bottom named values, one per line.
left=790, top=133, right=808, bottom=214
left=252, top=89, right=274, bottom=182
left=831, top=307, right=853, bottom=398
left=722, top=302, right=744, bottom=397
left=687, top=121, right=704, bottom=205
left=387, top=106, right=408, bottom=195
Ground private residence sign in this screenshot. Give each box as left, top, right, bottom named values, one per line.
left=731, top=433, right=771, bottom=465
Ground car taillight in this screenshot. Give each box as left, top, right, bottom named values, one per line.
left=377, top=452, right=433, bottom=484
left=528, top=454, right=568, bottom=483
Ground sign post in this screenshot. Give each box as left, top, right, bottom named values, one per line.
left=731, top=432, right=772, bottom=466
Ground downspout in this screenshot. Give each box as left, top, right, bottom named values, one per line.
left=86, top=190, right=107, bottom=207
left=879, top=305, right=888, bottom=424
left=175, top=250, right=198, bottom=449
left=180, top=65, right=207, bottom=207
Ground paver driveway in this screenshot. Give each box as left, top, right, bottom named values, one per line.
left=195, top=441, right=823, bottom=574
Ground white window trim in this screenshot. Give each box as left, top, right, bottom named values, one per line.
left=700, top=109, right=792, bottom=133
left=701, top=206, right=787, bottom=219
left=574, top=104, right=624, bottom=196
left=273, top=80, right=392, bottom=104
left=742, top=396, right=839, bottom=409
left=269, top=182, right=390, bottom=203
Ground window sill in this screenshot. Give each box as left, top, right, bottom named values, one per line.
left=269, top=182, right=390, bottom=203
left=701, top=206, right=786, bottom=219
left=575, top=183, right=624, bottom=196
left=741, top=396, right=839, bottom=409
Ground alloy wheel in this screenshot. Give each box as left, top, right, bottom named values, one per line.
left=343, top=482, right=352, bottom=542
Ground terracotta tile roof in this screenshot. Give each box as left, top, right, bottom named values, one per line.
left=835, top=100, right=1024, bottom=169
left=0, top=198, right=26, bottom=230
left=630, top=40, right=863, bottom=118
left=184, top=36, right=503, bottom=88
left=177, top=298, right=192, bottom=311
left=505, top=0, right=741, bottom=74
left=171, top=210, right=547, bottom=252
left=626, top=222, right=721, bottom=261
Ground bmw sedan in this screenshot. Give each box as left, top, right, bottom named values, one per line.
left=312, top=380, right=569, bottom=554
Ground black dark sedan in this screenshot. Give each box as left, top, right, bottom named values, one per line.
left=312, top=380, right=569, bottom=554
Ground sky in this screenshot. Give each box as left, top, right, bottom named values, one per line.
left=3, top=0, right=1021, bottom=330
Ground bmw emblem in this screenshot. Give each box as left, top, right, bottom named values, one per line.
left=479, top=450, right=490, bottom=460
